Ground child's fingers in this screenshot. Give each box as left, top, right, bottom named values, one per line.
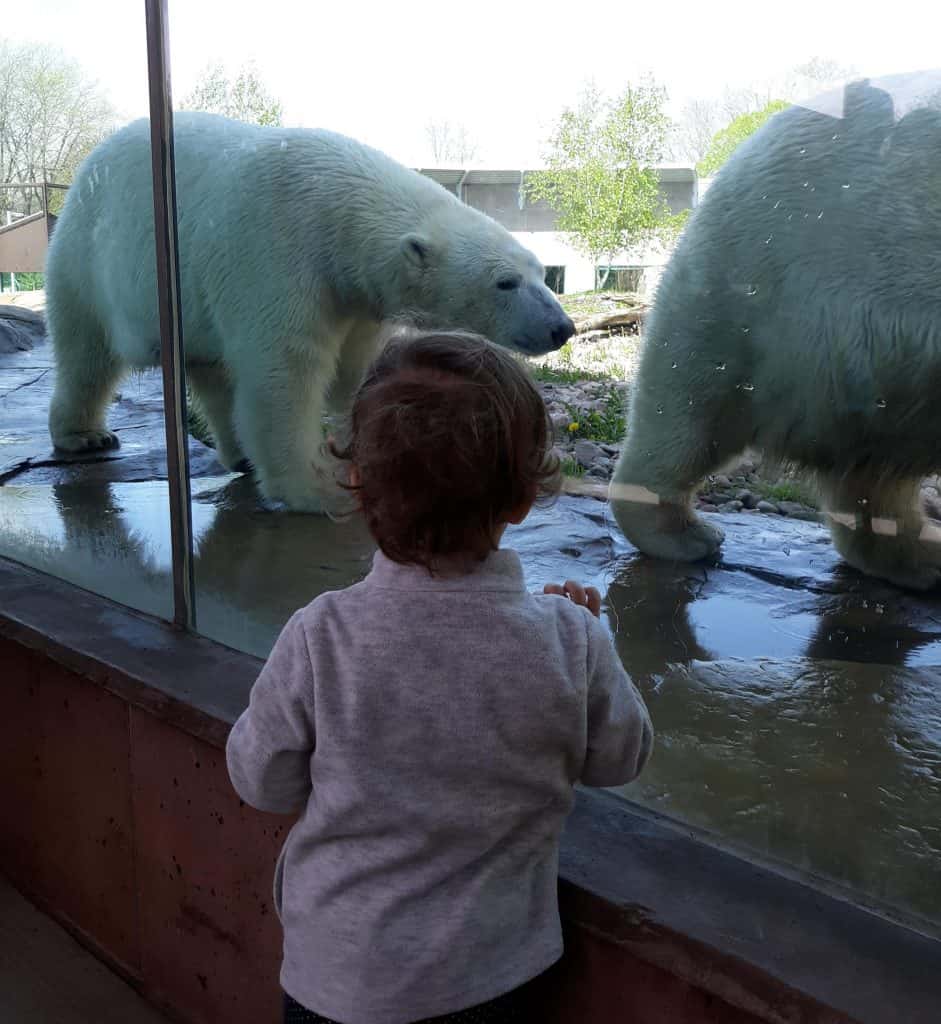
left=545, top=582, right=603, bottom=618
left=563, top=580, right=588, bottom=606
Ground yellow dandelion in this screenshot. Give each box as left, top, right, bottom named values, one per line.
left=568, top=422, right=579, bottom=433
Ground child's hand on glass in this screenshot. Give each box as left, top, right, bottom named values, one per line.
left=543, top=581, right=602, bottom=619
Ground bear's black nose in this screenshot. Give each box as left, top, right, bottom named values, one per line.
left=551, top=316, right=576, bottom=348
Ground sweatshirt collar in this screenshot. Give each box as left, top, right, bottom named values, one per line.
left=365, top=548, right=526, bottom=592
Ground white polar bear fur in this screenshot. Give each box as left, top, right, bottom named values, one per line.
left=611, top=74, right=941, bottom=590
left=45, top=112, right=573, bottom=511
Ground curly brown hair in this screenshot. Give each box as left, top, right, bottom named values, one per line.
left=330, top=329, right=561, bottom=573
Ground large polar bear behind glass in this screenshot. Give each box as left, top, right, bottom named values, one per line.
left=612, top=71, right=941, bottom=591
left=45, top=112, right=574, bottom=511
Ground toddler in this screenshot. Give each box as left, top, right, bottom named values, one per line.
left=226, top=329, right=653, bottom=1024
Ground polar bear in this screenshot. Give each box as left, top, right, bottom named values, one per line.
left=45, top=112, right=574, bottom=511
left=611, top=73, right=941, bottom=590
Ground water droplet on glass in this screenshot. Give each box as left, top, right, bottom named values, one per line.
left=747, top=285, right=758, bottom=296
left=765, top=234, right=773, bottom=244
left=715, top=362, right=727, bottom=371
left=645, top=450, right=653, bottom=458
left=787, top=213, right=793, bottom=221
left=799, top=148, right=806, bottom=155
left=876, top=397, right=887, bottom=408
left=875, top=603, right=885, bottom=614
left=741, top=326, right=751, bottom=334
left=761, top=193, right=768, bottom=200
left=802, top=181, right=809, bottom=188
left=857, top=497, right=869, bottom=506
left=688, top=397, right=695, bottom=406
left=656, top=404, right=664, bottom=415
left=741, top=382, right=755, bottom=391
left=842, top=183, right=851, bottom=189
left=832, top=133, right=840, bottom=141
left=671, top=361, right=677, bottom=369
left=773, top=200, right=781, bottom=209
left=817, top=211, right=824, bottom=220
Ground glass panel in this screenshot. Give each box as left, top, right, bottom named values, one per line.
left=0, top=7, right=176, bottom=620
left=165, top=3, right=939, bottom=934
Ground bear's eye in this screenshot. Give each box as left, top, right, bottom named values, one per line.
left=496, top=276, right=522, bottom=291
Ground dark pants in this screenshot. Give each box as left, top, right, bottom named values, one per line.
left=283, top=972, right=542, bottom=1023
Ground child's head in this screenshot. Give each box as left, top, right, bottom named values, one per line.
left=331, top=329, right=560, bottom=573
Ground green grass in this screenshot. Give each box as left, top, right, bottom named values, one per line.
left=527, top=335, right=640, bottom=384
left=530, top=362, right=612, bottom=385
left=563, top=388, right=625, bottom=444
left=559, top=291, right=610, bottom=318
left=558, top=289, right=641, bottom=319
left=764, top=479, right=816, bottom=506
left=559, top=457, right=584, bottom=478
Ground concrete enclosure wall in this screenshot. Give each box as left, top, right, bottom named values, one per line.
left=3, top=558, right=937, bottom=1024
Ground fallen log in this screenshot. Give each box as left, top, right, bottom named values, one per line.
left=573, top=307, right=647, bottom=335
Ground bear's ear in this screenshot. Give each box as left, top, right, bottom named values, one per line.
left=401, top=233, right=434, bottom=270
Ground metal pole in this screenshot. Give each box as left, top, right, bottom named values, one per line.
left=144, top=0, right=196, bottom=631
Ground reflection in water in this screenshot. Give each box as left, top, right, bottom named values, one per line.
left=0, top=481, right=939, bottom=929
left=602, top=519, right=941, bottom=932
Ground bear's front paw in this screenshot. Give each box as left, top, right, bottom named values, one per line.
left=52, top=429, right=120, bottom=454
left=258, top=477, right=328, bottom=515
left=613, top=498, right=725, bottom=562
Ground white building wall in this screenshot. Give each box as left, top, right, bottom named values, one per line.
left=510, top=231, right=675, bottom=297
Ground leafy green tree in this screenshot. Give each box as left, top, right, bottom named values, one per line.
left=0, top=39, right=115, bottom=219
left=526, top=80, right=682, bottom=271
left=697, top=99, right=790, bottom=177
left=180, top=61, right=283, bottom=127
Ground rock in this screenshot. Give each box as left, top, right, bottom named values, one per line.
left=713, top=474, right=732, bottom=489
left=574, top=439, right=603, bottom=469
left=719, top=500, right=744, bottom=512
left=786, top=507, right=822, bottom=522
left=698, top=502, right=719, bottom=513
left=702, top=490, right=734, bottom=505
left=0, top=305, right=45, bottom=353
left=549, top=412, right=570, bottom=435
left=778, top=500, right=809, bottom=517
left=586, top=464, right=611, bottom=480
left=600, top=444, right=620, bottom=457
left=756, top=499, right=779, bottom=514
left=735, top=489, right=758, bottom=509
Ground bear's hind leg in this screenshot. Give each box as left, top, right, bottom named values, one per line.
left=48, top=304, right=124, bottom=453
left=186, top=363, right=248, bottom=471
left=821, top=471, right=941, bottom=591
left=611, top=384, right=746, bottom=563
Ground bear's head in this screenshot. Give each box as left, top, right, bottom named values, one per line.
left=396, top=207, right=575, bottom=356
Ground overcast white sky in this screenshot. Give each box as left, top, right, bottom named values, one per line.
left=12, top=1, right=941, bottom=166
